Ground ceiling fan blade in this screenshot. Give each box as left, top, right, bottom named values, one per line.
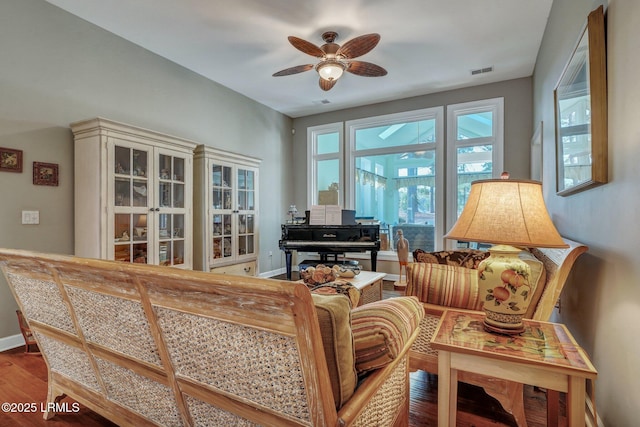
left=336, top=33, right=380, bottom=59
left=272, top=64, right=315, bottom=77
left=346, top=61, right=388, bottom=77
left=288, top=36, right=325, bottom=58
left=319, top=78, right=337, bottom=91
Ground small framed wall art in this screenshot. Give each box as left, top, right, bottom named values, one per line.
left=0, top=147, right=23, bottom=173
left=33, top=162, right=59, bottom=186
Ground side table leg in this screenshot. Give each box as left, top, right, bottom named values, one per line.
left=547, top=389, right=559, bottom=427
left=567, top=376, right=586, bottom=427
left=449, top=368, right=458, bottom=426
left=438, top=350, right=457, bottom=427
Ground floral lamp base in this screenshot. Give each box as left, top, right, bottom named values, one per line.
left=478, top=245, right=534, bottom=335
left=483, top=315, right=525, bottom=335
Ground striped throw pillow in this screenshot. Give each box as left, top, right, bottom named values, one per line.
left=351, top=296, right=424, bottom=374
left=406, top=262, right=483, bottom=311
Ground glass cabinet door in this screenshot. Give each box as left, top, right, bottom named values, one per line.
left=212, top=213, right=233, bottom=261
left=113, top=145, right=150, bottom=263
left=157, top=213, right=185, bottom=266
left=111, top=145, right=189, bottom=267
left=237, top=168, right=257, bottom=258
left=114, top=213, right=148, bottom=263
left=237, top=214, right=255, bottom=256
left=156, top=154, right=188, bottom=267
left=211, top=164, right=232, bottom=210
left=211, top=161, right=234, bottom=262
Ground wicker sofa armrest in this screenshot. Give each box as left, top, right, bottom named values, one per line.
left=338, top=327, right=419, bottom=426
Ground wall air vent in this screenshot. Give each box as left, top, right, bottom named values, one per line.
left=471, top=66, right=494, bottom=75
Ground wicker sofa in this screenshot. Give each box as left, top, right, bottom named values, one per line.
left=0, top=248, right=423, bottom=427
left=405, top=238, right=587, bottom=427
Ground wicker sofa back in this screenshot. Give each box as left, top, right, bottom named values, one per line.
left=0, top=249, right=416, bottom=427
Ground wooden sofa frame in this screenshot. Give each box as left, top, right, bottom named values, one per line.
left=0, top=249, right=418, bottom=427
left=407, top=238, right=588, bottom=427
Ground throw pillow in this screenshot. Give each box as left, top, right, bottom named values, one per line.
left=311, top=293, right=357, bottom=409
left=311, top=281, right=361, bottom=308
left=412, top=248, right=489, bottom=269
left=405, top=262, right=483, bottom=310
left=351, top=296, right=424, bottom=375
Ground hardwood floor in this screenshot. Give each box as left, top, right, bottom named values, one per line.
left=0, top=347, right=117, bottom=427
left=0, top=278, right=564, bottom=426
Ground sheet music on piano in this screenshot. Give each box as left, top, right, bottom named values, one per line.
left=325, top=206, right=342, bottom=224
left=309, top=205, right=342, bottom=225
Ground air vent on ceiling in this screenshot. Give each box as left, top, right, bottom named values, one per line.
left=471, top=66, right=494, bottom=76
left=312, top=99, right=331, bottom=105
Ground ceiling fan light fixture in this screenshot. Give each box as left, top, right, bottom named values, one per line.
left=317, top=60, right=346, bottom=81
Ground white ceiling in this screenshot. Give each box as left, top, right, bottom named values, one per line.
left=45, top=0, right=552, bottom=118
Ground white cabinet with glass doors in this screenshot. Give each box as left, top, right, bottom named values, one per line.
left=72, top=118, right=197, bottom=268
left=194, top=145, right=260, bottom=272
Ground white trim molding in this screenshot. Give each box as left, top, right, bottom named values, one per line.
left=0, top=334, right=24, bottom=352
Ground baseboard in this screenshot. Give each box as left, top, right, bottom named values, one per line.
left=259, top=267, right=286, bottom=278
left=0, top=334, right=24, bottom=352
left=385, top=273, right=400, bottom=282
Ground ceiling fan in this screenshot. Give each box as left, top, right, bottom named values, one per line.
left=273, top=31, right=387, bottom=91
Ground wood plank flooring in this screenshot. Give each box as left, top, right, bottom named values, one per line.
left=0, top=278, right=565, bottom=426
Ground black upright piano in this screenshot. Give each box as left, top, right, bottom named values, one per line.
left=279, top=224, right=380, bottom=280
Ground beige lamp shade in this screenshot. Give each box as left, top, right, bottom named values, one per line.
left=445, top=179, right=568, bottom=248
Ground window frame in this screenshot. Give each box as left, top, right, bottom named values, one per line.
left=446, top=97, right=504, bottom=248
left=305, top=98, right=504, bottom=254
left=307, top=122, right=344, bottom=208
left=345, top=107, right=445, bottom=253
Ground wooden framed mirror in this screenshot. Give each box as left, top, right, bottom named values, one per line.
left=554, top=5, right=607, bottom=196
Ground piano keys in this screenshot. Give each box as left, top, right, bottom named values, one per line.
left=279, top=224, right=380, bottom=280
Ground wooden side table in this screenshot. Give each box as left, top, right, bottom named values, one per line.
left=431, top=309, right=597, bottom=427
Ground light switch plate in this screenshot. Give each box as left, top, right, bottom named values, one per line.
left=22, top=210, right=40, bottom=225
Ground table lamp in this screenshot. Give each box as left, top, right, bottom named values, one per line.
left=135, top=214, right=147, bottom=238
left=445, top=176, right=568, bottom=334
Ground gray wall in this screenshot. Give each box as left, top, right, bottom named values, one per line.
left=0, top=0, right=293, bottom=338
left=291, top=77, right=533, bottom=216
left=534, top=0, right=639, bottom=425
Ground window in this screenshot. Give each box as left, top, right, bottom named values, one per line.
left=446, top=98, right=504, bottom=247
left=307, top=98, right=503, bottom=253
left=346, top=108, right=444, bottom=252
left=307, top=123, right=343, bottom=207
